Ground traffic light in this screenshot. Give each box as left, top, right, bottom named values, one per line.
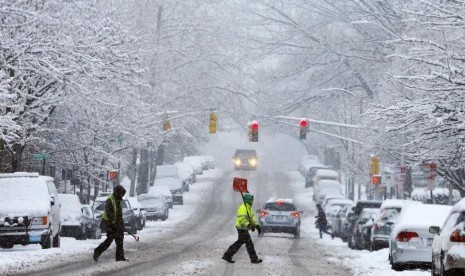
left=372, top=175, right=381, bottom=185
left=209, top=112, right=217, bottom=134
left=108, top=170, right=119, bottom=182
left=299, top=118, right=308, bottom=139
left=163, top=119, right=171, bottom=132
left=251, top=120, right=258, bottom=142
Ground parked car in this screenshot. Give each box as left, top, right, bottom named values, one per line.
left=81, top=205, right=102, bottom=239
left=138, top=193, right=169, bottom=221
left=347, top=200, right=382, bottom=248
left=322, top=196, right=351, bottom=209
left=257, top=198, right=303, bottom=239
left=199, top=155, right=215, bottom=169
left=326, top=205, right=343, bottom=230
left=431, top=198, right=465, bottom=276
left=0, top=172, right=61, bottom=249
left=154, top=177, right=183, bottom=205
left=92, top=197, right=138, bottom=235
left=59, top=194, right=86, bottom=240
left=233, top=149, right=258, bottom=171
left=149, top=186, right=174, bottom=209
left=304, top=165, right=330, bottom=188
left=325, top=198, right=354, bottom=228
left=370, top=199, right=418, bottom=251
left=332, top=205, right=353, bottom=241
left=352, top=208, right=380, bottom=250
left=313, top=169, right=340, bottom=200
left=389, top=204, right=451, bottom=271
left=183, top=156, right=204, bottom=175
left=127, top=197, right=146, bottom=230
left=175, top=162, right=195, bottom=191
left=314, top=179, right=343, bottom=204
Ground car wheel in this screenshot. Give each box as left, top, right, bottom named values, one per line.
left=391, top=263, right=404, bottom=271
left=0, top=243, right=13, bottom=249
left=52, top=232, right=60, bottom=248
left=41, top=233, right=52, bottom=249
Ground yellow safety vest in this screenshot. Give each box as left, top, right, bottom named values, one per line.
left=235, top=203, right=258, bottom=230
left=102, top=195, right=122, bottom=224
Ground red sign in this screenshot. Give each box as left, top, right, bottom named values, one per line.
left=233, top=177, right=249, bottom=193
left=299, top=118, right=307, bottom=128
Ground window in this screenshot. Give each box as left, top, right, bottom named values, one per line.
left=264, top=203, right=296, bottom=211
left=442, top=212, right=460, bottom=233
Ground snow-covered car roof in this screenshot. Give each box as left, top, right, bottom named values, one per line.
left=300, top=155, right=319, bottom=163
left=315, top=169, right=339, bottom=177
left=154, top=177, right=182, bottom=190
left=265, top=198, right=294, bottom=204
left=127, top=197, right=141, bottom=209
left=380, top=199, right=419, bottom=210
left=155, top=165, right=179, bottom=179
left=0, top=174, right=53, bottom=217
left=452, top=198, right=465, bottom=213
left=175, top=162, right=194, bottom=179
left=148, top=185, right=172, bottom=197
left=391, top=204, right=452, bottom=238
left=318, top=179, right=341, bottom=186
left=327, top=198, right=354, bottom=206
left=183, top=156, right=203, bottom=168
left=59, top=194, right=82, bottom=210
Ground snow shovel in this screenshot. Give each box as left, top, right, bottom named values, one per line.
left=233, top=177, right=253, bottom=230
left=129, top=233, right=140, bottom=242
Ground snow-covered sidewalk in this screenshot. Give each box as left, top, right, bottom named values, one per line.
left=288, top=171, right=429, bottom=276
left=0, top=169, right=221, bottom=275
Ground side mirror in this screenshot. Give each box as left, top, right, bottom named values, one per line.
left=50, top=196, right=55, bottom=206
left=429, top=226, right=440, bottom=235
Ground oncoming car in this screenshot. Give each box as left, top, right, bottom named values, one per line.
left=257, top=198, right=302, bottom=239
left=233, top=149, right=258, bottom=171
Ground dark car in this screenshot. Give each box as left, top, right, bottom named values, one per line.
left=92, top=197, right=138, bottom=235
left=257, top=198, right=302, bottom=239
left=81, top=205, right=102, bottom=239
left=358, top=208, right=380, bottom=250
left=346, top=200, right=382, bottom=249
left=351, top=208, right=379, bottom=250
left=331, top=205, right=352, bottom=240
left=233, top=149, right=258, bottom=171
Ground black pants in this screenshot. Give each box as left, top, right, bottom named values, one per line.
left=223, top=229, right=258, bottom=261
left=94, top=222, right=125, bottom=260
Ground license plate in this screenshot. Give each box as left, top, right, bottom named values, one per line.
left=273, top=215, right=286, bottom=221
left=427, top=238, right=433, bottom=246
left=29, top=235, right=41, bottom=243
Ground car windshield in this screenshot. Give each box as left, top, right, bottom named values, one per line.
left=264, top=202, right=296, bottom=211
left=139, top=197, right=165, bottom=208
left=235, top=150, right=256, bottom=158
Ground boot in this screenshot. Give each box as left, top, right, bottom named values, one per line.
left=222, top=256, right=235, bottom=263
left=251, top=258, right=262, bottom=264
left=116, top=257, right=129, bottom=262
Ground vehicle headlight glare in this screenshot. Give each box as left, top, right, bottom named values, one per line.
left=234, top=159, right=241, bottom=166
left=249, top=158, right=257, bottom=166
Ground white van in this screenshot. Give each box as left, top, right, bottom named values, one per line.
left=0, top=172, right=61, bottom=249
left=149, top=185, right=174, bottom=208
left=313, top=169, right=340, bottom=200
left=314, top=179, right=343, bottom=204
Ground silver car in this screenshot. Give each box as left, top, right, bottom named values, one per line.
left=257, top=198, right=302, bottom=239
left=389, top=204, right=451, bottom=271
left=138, top=193, right=169, bottom=221
left=431, top=198, right=465, bottom=276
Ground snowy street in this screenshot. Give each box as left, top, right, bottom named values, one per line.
left=0, top=168, right=430, bottom=276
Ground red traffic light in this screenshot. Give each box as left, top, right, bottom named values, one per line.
left=251, top=120, right=259, bottom=130
left=299, top=118, right=307, bottom=128
left=372, top=175, right=381, bottom=185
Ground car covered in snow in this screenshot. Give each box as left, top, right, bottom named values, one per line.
left=347, top=200, right=382, bottom=248
left=198, top=155, right=215, bottom=169
left=314, top=179, right=343, bottom=204
left=0, top=173, right=61, bottom=249
left=59, top=193, right=87, bottom=240
left=183, top=156, right=204, bottom=175
left=153, top=177, right=183, bottom=205
left=127, top=197, right=146, bottom=230
left=157, top=164, right=188, bottom=192
left=138, top=193, right=169, bottom=221
left=331, top=204, right=353, bottom=241
left=257, top=198, right=303, bottom=239
left=92, top=196, right=138, bottom=235
left=370, top=199, right=419, bottom=251
left=431, top=198, right=465, bottom=276
left=389, top=203, right=451, bottom=271
left=81, top=205, right=101, bottom=239
left=351, top=207, right=380, bottom=250
left=175, top=161, right=196, bottom=191
left=233, top=149, right=258, bottom=171
left=149, top=185, right=174, bottom=209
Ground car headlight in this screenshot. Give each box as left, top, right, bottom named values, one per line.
left=249, top=158, right=257, bottom=166
left=234, top=159, right=241, bottom=166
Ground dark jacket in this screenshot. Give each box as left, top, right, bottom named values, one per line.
left=315, top=208, right=327, bottom=228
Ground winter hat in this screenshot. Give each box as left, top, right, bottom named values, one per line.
left=243, top=193, right=254, bottom=204
left=113, top=185, right=126, bottom=200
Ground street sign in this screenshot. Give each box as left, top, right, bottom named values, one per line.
left=33, top=153, right=50, bottom=161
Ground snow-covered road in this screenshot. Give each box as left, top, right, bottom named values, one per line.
left=1, top=169, right=431, bottom=276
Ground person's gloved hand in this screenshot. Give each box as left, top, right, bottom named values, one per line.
left=256, top=225, right=262, bottom=234
left=249, top=224, right=256, bottom=232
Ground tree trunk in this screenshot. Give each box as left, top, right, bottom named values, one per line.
left=12, top=143, right=23, bottom=172
left=136, top=148, right=149, bottom=195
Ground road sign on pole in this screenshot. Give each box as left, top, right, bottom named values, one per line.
left=33, top=153, right=50, bottom=161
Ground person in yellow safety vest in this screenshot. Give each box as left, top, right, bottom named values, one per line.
left=222, top=193, right=263, bottom=264
left=93, top=185, right=128, bottom=262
